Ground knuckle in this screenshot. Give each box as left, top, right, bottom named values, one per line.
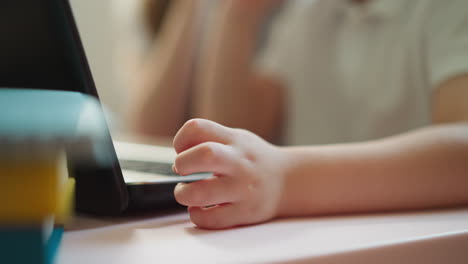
left=236, top=177, right=258, bottom=200
left=234, top=157, right=254, bottom=177
left=199, top=143, right=219, bottom=163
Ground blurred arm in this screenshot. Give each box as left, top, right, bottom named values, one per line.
left=193, top=2, right=284, bottom=142
left=127, top=0, right=200, bottom=138
left=278, top=75, right=468, bottom=216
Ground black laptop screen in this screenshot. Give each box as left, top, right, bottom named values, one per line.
left=0, top=0, right=93, bottom=94
left=0, top=0, right=130, bottom=215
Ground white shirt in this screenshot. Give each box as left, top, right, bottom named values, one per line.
left=257, top=0, right=468, bottom=145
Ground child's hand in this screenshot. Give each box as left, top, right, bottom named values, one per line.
left=173, top=119, right=287, bottom=229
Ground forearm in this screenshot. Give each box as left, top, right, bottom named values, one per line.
left=278, top=123, right=468, bottom=217
left=129, top=1, right=199, bottom=137
left=193, top=4, right=264, bottom=132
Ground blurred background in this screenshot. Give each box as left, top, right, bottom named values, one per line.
left=70, top=0, right=126, bottom=133
left=69, top=0, right=276, bottom=139
left=68, top=0, right=467, bottom=147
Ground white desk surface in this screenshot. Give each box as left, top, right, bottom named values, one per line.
left=58, top=207, right=468, bottom=264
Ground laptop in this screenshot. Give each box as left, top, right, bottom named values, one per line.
left=0, top=0, right=209, bottom=215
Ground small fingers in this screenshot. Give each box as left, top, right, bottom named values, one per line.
left=174, top=141, right=239, bottom=176
left=173, top=119, right=235, bottom=154
left=174, top=176, right=242, bottom=207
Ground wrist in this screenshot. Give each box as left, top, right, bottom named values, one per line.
left=275, top=146, right=324, bottom=218
left=274, top=147, right=304, bottom=218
